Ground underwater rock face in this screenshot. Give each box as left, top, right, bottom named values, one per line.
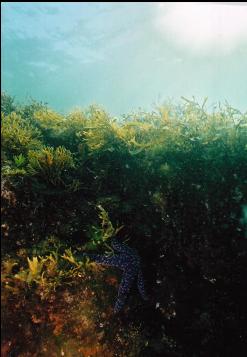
left=84, top=237, right=148, bottom=313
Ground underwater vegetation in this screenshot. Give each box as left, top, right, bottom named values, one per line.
left=1, top=91, right=247, bottom=356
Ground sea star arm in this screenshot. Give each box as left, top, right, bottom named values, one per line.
left=111, top=237, right=137, bottom=256
left=114, top=269, right=136, bottom=313
left=137, top=269, right=149, bottom=301
left=82, top=253, right=124, bottom=268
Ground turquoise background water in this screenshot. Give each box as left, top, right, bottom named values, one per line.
left=2, top=2, right=247, bottom=115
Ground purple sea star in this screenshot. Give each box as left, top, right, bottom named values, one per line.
left=83, top=237, right=148, bottom=313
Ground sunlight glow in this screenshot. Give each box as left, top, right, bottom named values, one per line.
left=156, top=2, right=247, bottom=55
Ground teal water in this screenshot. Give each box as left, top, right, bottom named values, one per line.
left=1, top=2, right=247, bottom=115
